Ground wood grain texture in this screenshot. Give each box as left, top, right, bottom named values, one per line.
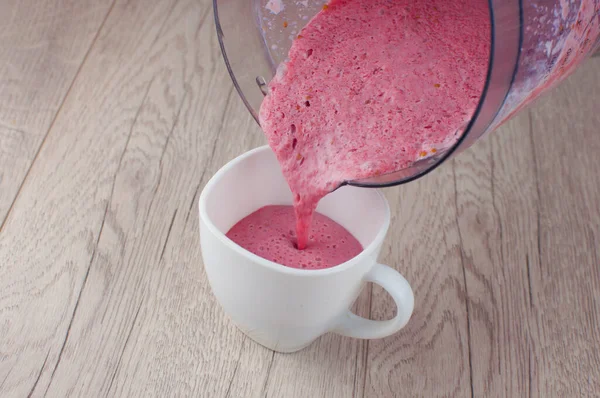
left=0, top=0, right=599, bottom=396
left=528, top=59, right=600, bottom=397
left=365, top=163, right=472, bottom=398
left=452, top=112, right=539, bottom=397
left=365, top=58, right=600, bottom=398
left=0, top=0, right=114, bottom=227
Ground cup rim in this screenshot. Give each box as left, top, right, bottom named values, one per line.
left=199, top=145, right=391, bottom=277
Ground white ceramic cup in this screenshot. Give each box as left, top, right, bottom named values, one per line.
left=199, top=146, right=414, bottom=353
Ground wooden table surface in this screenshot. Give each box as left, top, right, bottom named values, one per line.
left=1, top=1, right=599, bottom=397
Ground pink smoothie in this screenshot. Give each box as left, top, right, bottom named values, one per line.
left=259, top=0, right=491, bottom=248
left=226, top=205, right=362, bottom=269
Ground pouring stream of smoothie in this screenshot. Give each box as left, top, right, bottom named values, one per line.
left=259, top=0, right=491, bottom=249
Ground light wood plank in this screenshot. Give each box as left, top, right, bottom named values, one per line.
left=452, top=112, right=540, bottom=397
left=364, top=164, right=472, bottom=397
left=0, top=0, right=114, bottom=227
left=0, top=0, right=211, bottom=395
left=528, top=58, right=600, bottom=397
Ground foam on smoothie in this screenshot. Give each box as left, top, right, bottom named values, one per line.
left=227, top=205, right=362, bottom=269
left=259, top=0, right=491, bottom=248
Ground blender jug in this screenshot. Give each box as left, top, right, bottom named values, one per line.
left=214, top=0, right=600, bottom=187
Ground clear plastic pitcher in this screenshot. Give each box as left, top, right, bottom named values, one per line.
left=214, top=0, right=600, bottom=187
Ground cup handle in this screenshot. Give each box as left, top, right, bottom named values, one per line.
left=333, top=263, right=414, bottom=339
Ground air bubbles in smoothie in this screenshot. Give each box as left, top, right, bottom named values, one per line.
left=226, top=205, right=362, bottom=269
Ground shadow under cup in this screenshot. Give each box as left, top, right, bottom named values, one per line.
left=199, top=146, right=403, bottom=352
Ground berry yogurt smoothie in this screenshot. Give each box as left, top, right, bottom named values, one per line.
left=259, top=0, right=491, bottom=248
left=227, top=205, right=362, bottom=269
